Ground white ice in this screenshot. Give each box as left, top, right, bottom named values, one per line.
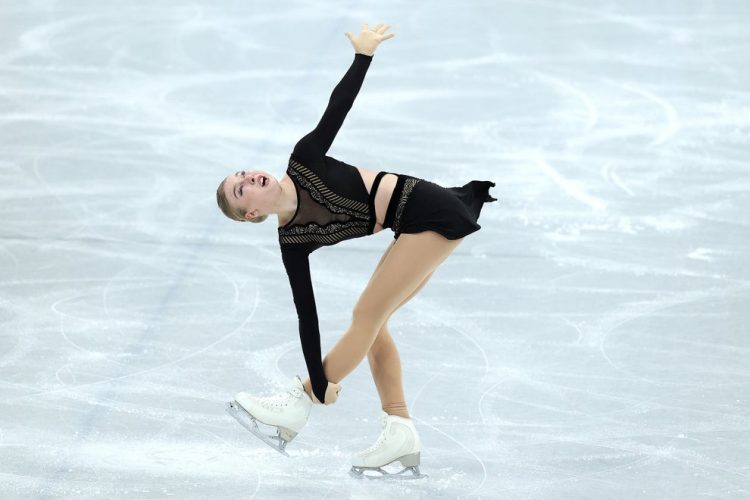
left=1, top=1, right=749, bottom=499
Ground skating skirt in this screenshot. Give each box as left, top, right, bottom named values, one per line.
left=381, top=172, right=498, bottom=240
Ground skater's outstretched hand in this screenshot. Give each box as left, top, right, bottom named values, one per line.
left=312, top=381, right=342, bottom=405
left=345, top=22, right=395, bottom=56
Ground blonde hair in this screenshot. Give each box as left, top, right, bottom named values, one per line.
left=216, top=178, right=268, bottom=223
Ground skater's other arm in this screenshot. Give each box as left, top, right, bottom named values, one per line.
left=293, top=22, right=395, bottom=159
left=280, top=246, right=329, bottom=405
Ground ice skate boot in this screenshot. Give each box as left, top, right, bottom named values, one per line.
left=349, top=410, right=428, bottom=480
left=226, top=374, right=313, bottom=456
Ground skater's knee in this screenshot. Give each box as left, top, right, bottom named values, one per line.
left=351, top=303, right=388, bottom=332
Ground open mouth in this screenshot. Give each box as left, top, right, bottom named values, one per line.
left=259, top=176, right=267, bottom=187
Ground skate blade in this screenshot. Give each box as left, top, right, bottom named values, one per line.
left=225, top=401, right=291, bottom=457
left=349, top=464, right=428, bottom=481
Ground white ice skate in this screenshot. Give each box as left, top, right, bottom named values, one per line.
left=226, top=374, right=313, bottom=457
left=349, top=410, right=428, bottom=480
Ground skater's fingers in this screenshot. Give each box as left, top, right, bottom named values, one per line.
left=324, top=381, right=342, bottom=405
left=376, top=24, right=391, bottom=34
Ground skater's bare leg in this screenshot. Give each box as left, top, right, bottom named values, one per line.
left=301, top=238, right=433, bottom=419
left=322, top=231, right=463, bottom=387
left=301, top=279, right=430, bottom=417
left=366, top=238, right=435, bottom=419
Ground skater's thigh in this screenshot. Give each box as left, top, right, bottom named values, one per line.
left=353, top=230, right=463, bottom=328
left=368, top=238, right=433, bottom=311
left=367, top=239, right=396, bottom=288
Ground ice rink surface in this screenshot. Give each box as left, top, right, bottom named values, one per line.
left=2, top=0, right=749, bottom=498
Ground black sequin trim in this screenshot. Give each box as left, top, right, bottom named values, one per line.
left=279, top=220, right=370, bottom=245
left=392, top=178, right=420, bottom=234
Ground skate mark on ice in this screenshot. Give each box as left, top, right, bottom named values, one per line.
left=601, top=161, right=635, bottom=197
left=51, top=290, right=129, bottom=365
left=9, top=285, right=260, bottom=402
left=410, top=413, right=490, bottom=497
left=595, top=284, right=750, bottom=381
left=533, top=155, right=608, bottom=211
left=611, top=80, right=681, bottom=146
left=400, top=283, right=495, bottom=493
left=478, top=375, right=515, bottom=425
left=531, top=71, right=599, bottom=132
left=411, top=296, right=490, bottom=383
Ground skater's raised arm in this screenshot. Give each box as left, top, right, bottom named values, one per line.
left=293, top=23, right=395, bottom=159
left=280, top=246, right=330, bottom=405
left=292, top=53, right=372, bottom=160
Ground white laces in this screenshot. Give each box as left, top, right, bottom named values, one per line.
left=255, top=387, right=303, bottom=408
left=362, top=413, right=391, bottom=454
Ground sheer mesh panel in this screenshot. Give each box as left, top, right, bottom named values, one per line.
left=291, top=188, right=352, bottom=227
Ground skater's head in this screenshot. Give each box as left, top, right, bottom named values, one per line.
left=216, top=170, right=284, bottom=223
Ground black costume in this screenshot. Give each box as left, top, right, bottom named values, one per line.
left=279, top=53, right=497, bottom=404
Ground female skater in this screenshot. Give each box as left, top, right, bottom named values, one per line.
left=216, top=23, right=497, bottom=478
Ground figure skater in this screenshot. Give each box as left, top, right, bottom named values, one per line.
left=216, top=22, right=497, bottom=479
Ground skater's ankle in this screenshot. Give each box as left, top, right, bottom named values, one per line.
left=302, top=379, right=314, bottom=400
left=389, top=412, right=410, bottom=419
left=383, top=401, right=410, bottom=419
left=383, top=409, right=410, bottom=419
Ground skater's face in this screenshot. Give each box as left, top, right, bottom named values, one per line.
left=221, top=170, right=279, bottom=222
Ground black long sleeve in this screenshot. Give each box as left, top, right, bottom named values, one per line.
left=293, top=53, right=373, bottom=159
left=280, top=245, right=328, bottom=404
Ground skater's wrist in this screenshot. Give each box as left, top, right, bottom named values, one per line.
left=311, top=381, right=342, bottom=405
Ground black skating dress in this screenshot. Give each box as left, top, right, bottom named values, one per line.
left=279, top=53, right=498, bottom=404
